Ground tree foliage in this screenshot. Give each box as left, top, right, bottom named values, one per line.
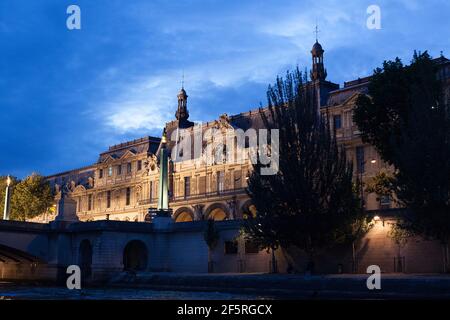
left=354, top=52, right=450, bottom=243
left=244, top=69, right=362, bottom=271
left=365, top=171, right=397, bottom=203
left=204, top=219, right=219, bottom=250
left=9, top=173, right=54, bottom=221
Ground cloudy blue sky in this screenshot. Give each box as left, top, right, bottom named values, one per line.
left=0, top=0, right=449, bottom=178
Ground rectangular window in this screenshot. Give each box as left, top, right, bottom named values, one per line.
left=117, top=164, right=122, bottom=175
left=149, top=181, right=154, bottom=201
left=380, top=195, right=391, bottom=208
left=106, top=191, right=111, bottom=208
left=333, top=114, right=342, bottom=129
left=99, top=169, right=103, bottom=179
left=245, top=241, right=259, bottom=254
left=126, top=187, right=131, bottom=206
left=224, top=241, right=238, bottom=255
left=137, top=160, right=142, bottom=171
left=88, top=194, right=92, bottom=211
left=108, top=166, right=113, bottom=177
left=127, top=162, right=132, bottom=174
left=184, top=177, right=191, bottom=198
left=217, top=171, right=225, bottom=193
left=356, top=146, right=365, bottom=173
left=198, top=176, right=206, bottom=194
left=234, top=170, right=242, bottom=189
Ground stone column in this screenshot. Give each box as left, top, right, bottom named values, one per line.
left=3, top=176, right=11, bottom=220
left=193, top=204, right=205, bottom=220
left=157, top=130, right=169, bottom=212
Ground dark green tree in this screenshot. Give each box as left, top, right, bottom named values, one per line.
left=353, top=52, right=450, bottom=271
left=10, top=173, right=54, bottom=221
left=204, top=219, right=220, bottom=273
left=245, top=69, right=362, bottom=273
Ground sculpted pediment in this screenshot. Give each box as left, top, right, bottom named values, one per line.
left=120, top=149, right=137, bottom=160
left=101, top=154, right=118, bottom=164
left=341, top=92, right=362, bottom=108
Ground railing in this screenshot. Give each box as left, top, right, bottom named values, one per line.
left=170, top=188, right=247, bottom=202
left=139, top=188, right=247, bottom=205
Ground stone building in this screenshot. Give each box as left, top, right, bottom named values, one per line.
left=32, top=41, right=450, bottom=224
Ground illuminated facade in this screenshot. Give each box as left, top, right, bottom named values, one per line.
left=32, top=42, right=450, bottom=224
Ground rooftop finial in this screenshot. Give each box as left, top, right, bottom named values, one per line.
left=181, top=70, right=185, bottom=89
left=314, top=22, right=320, bottom=42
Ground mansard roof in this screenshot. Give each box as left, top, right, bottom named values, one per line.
left=98, top=136, right=160, bottom=163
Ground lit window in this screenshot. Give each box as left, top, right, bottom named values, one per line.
left=108, top=166, right=113, bottom=177
left=217, top=171, right=224, bottom=193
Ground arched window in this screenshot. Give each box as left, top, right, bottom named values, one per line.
left=175, top=211, right=194, bottom=222
left=123, top=240, right=148, bottom=271
left=209, top=208, right=227, bottom=221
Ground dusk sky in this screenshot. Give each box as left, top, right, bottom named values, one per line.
left=0, top=0, right=449, bottom=178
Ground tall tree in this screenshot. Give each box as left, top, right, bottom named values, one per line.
left=204, top=219, right=220, bottom=273
left=354, top=52, right=450, bottom=271
left=245, top=69, right=362, bottom=273
left=10, top=173, right=54, bottom=221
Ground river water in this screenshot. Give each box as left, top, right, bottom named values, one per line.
left=0, top=282, right=272, bottom=300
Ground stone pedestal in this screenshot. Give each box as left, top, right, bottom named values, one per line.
left=152, top=215, right=174, bottom=231
left=54, top=194, right=79, bottom=223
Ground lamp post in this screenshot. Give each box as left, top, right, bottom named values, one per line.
left=3, top=175, right=12, bottom=220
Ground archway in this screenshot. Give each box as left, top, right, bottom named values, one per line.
left=205, top=203, right=229, bottom=221
left=173, top=207, right=194, bottom=222
left=123, top=240, right=148, bottom=271
left=78, top=239, right=93, bottom=279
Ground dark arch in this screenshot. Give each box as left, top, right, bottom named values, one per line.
left=204, top=203, right=229, bottom=221
left=123, top=240, right=148, bottom=271
left=78, top=239, right=93, bottom=279
left=173, top=207, right=194, bottom=222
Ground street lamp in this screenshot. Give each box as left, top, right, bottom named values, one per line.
left=3, top=175, right=12, bottom=220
